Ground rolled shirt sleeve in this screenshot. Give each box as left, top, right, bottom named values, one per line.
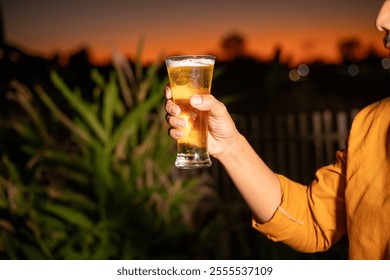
left=253, top=150, right=347, bottom=253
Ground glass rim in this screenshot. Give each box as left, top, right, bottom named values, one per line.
left=165, top=54, right=216, bottom=61
left=165, top=55, right=215, bottom=67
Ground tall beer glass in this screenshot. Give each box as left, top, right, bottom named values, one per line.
left=165, top=55, right=215, bottom=169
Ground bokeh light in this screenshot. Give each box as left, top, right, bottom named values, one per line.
left=297, top=64, right=310, bottom=77
left=347, top=64, right=359, bottom=76
left=289, top=69, right=301, bottom=82
left=381, top=57, right=390, bottom=70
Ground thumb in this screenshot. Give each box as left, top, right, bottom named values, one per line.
left=190, top=94, right=219, bottom=111
left=190, top=94, right=228, bottom=120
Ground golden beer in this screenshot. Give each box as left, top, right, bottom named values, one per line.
left=166, top=55, right=215, bottom=168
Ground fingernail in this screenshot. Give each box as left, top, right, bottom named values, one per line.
left=191, top=95, right=202, bottom=105
left=175, top=130, right=184, bottom=138
left=175, top=118, right=186, bottom=128
left=170, top=106, right=179, bottom=116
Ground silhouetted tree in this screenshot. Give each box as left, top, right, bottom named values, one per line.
left=339, top=38, right=362, bottom=63
left=220, top=32, right=247, bottom=60
left=65, top=47, right=94, bottom=97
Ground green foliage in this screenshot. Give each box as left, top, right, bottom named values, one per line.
left=0, top=50, right=214, bottom=259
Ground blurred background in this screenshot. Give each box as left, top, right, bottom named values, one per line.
left=0, top=0, right=389, bottom=259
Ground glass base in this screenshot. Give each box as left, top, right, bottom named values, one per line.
left=175, top=153, right=212, bottom=169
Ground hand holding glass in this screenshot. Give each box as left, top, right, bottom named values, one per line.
left=165, top=55, right=215, bottom=169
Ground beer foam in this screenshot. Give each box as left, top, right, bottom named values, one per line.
left=165, top=56, right=215, bottom=67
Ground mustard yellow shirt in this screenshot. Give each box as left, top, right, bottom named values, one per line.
left=253, top=97, right=390, bottom=259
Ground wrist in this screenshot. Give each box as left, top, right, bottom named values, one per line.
left=214, top=133, right=246, bottom=163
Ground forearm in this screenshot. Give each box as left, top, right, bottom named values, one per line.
left=216, top=133, right=282, bottom=223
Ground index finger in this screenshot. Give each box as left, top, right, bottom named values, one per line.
left=164, top=84, right=172, bottom=99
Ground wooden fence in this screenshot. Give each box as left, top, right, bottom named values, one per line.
left=206, top=108, right=360, bottom=192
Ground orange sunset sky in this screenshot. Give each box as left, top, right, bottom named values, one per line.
left=2, top=0, right=388, bottom=66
